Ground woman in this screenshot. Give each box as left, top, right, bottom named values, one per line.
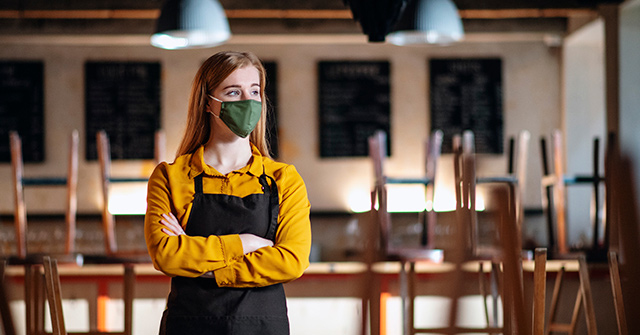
left=144, top=51, right=311, bottom=335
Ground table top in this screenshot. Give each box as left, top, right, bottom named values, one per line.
left=2, top=259, right=583, bottom=278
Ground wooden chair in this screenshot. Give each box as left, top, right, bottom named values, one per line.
left=607, top=251, right=627, bottom=335
left=539, top=130, right=613, bottom=335
left=540, top=130, right=605, bottom=258
left=10, top=130, right=79, bottom=258
left=96, top=129, right=165, bottom=256
left=10, top=130, right=83, bottom=335
left=542, top=255, right=597, bottom=335
left=10, top=130, right=143, bottom=335
left=85, top=129, right=165, bottom=333
left=365, top=130, right=444, bottom=335
left=445, top=130, right=528, bottom=334
left=28, top=256, right=135, bottom=335
left=603, top=133, right=631, bottom=335
left=366, top=130, right=532, bottom=334
left=20, top=256, right=136, bottom=335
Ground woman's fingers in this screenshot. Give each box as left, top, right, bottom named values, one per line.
left=160, top=213, right=186, bottom=235
left=161, top=228, right=176, bottom=236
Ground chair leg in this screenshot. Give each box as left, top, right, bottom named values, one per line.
left=43, top=256, right=66, bottom=335
left=578, top=256, right=597, bottom=335
left=479, top=262, right=491, bottom=328
left=533, top=248, right=547, bottom=335
left=608, top=251, right=628, bottom=335
left=545, top=257, right=598, bottom=335
left=25, top=264, right=40, bottom=335
left=123, top=264, right=135, bottom=335
left=0, top=260, right=16, bottom=335
left=546, top=265, right=564, bottom=335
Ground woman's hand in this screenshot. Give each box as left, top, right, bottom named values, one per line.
left=239, top=234, right=273, bottom=254
left=160, top=213, right=185, bottom=236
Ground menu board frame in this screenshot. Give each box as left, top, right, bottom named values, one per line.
left=0, top=61, right=44, bottom=163
left=318, top=60, right=391, bottom=158
left=429, top=58, right=503, bottom=154
left=85, top=61, right=161, bottom=161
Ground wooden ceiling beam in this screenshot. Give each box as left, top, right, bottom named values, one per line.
left=0, top=9, right=160, bottom=19
left=224, top=9, right=353, bottom=19
left=459, top=8, right=598, bottom=19
left=0, top=8, right=597, bottom=20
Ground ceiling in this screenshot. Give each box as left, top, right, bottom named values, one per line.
left=0, top=0, right=624, bottom=42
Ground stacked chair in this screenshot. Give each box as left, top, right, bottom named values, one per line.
left=8, top=130, right=81, bottom=335
left=540, top=130, right=632, bottom=335
left=96, top=130, right=165, bottom=256
left=539, top=130, right=608, bottom=335
left=365, top=129, right=539, bottom=335
left=3, top=129, right=165, bottom=335
left=365, top=130, right=444, bottom=335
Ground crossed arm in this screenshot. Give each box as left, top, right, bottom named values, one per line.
left=160, top=212, right=274, bottom=254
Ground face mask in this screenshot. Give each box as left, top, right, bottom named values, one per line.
left=208, top=95, right=262, bottom=138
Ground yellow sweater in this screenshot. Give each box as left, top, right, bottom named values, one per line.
left=144, top=145, right=311, bottom=288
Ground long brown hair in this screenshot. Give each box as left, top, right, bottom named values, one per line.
left=176, top=51, right=270, bottom=158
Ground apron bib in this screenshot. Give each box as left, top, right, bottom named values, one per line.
left=162, top=172, right=288, bottom=335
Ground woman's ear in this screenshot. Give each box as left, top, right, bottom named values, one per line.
left=207, top=96, right=222, bottom=118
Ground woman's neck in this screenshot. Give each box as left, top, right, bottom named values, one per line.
left=203, top=136, right=252, bottom=175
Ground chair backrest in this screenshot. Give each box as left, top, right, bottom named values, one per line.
left=452, top=131, right=477, bottom=258
left=510, top=131, right=531, bottom=230
left=96, top=129, right=166, bottom=255
left=451, top=130, right=528, bottom=333
left=10, top=130, right=79, bottom=257
left=540, top=129, right=606, bottom=256
left=368, top=130, right=443, bottom=254
left=453, top=130, right=530, bottom=259
left=368, top=130, right=390, bottom=252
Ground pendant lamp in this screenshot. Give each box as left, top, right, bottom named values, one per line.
left=387, top=0, right=464, bottom=45
left=151, top=0, right=230, bottom=50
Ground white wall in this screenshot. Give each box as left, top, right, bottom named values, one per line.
left=563, top=20, right=607, bottom=247
left=620, top=0, right=640, bottom=211
left=0, top=38, right=562, bottom=214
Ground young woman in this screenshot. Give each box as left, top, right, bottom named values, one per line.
left=144, top=51, right=311, bottom=335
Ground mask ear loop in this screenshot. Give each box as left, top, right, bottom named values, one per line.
left=207, top=94, right=222, bottom=118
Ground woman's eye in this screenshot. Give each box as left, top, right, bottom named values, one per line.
left=226, top=90, right=239, bottom=96
left=251, top=90, right=260, bottom=96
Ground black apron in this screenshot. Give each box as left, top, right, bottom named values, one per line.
left=161, top=172, right=288, bottom=335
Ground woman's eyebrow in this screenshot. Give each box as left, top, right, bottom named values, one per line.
left=221, top=83, right=260, bottom=90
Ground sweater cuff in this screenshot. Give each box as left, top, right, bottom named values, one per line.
left=219, top=234, right=244, bottom=263
left=214, top=265, right=236, bottom=287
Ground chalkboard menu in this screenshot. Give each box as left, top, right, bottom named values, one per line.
left=319, top=61, right=390, bottom=157
left=430, top=58, right=503, bottom=154
left=263, top=61, right=279, bottom=158
left=85, top=61, right=161, bottom=160
left=0, top=61, right=44, bottom=162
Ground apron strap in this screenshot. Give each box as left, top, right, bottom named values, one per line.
left=259, top=170, right=280, bottom=242
left=194, top=174, right=204, bottom=194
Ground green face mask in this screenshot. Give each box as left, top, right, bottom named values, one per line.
left=209, top=95, right=262, bottom=138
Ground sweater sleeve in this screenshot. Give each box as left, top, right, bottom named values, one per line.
left=213, top=165, right=312, bottom=287
left=144, top=163, right=244, bottom=277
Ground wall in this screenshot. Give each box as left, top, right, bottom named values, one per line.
left=563, top=20, right=607, bottom=248
left=620, top=1, right=640, bottom=207
left=0, top=38, right=562, bottom=215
